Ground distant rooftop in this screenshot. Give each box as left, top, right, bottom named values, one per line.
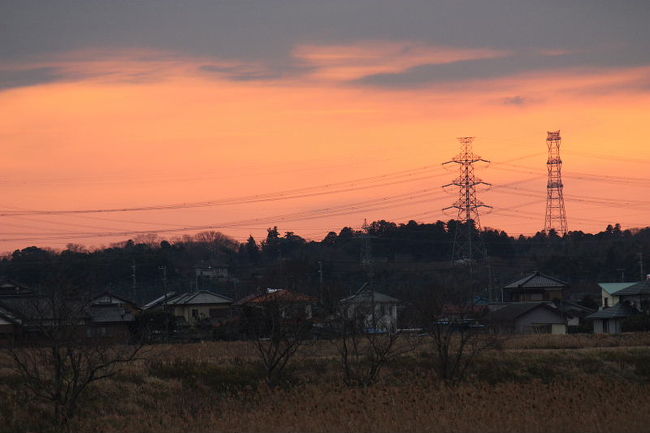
left=504, top=272, right=567, bottom=289
left=340, top=286, right=399, bottom=304
left=486, top=302, right=560, bottom=322
left=598, top=282, right=637, bottom=295
left=142, top=290, right=232, bottom=309
left=614, top=280, right=650, bottom=297
left=586, top=303, right=640, bottom=319
left=237, top=289, right=317, bottom=305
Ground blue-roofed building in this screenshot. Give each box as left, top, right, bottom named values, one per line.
left=598, top=282, right=637, bottom=309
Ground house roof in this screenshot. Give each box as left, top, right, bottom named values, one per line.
left=142, top=290, right=232, bottom=309
left=586, top=303, right=640, bottom=319
left=598, top=282, right=637, bottom=296
left=90, top=292, right=139, bottom=309
left=613, top=280, right=650, bottom=297
left=504, top=272, right=567, bottom=290
left=0, top=279, right=33, bottom=297
left=340, top=286, right=399, bottom=304
left=142, top=292, right=177, bottom=310
left=486, top=302, right=561, bottom=322
left=166, top=290, right=233, bottom=306
left=238, top=289, right=317, bottom=305
left=555, top=301, right=596, bottom=317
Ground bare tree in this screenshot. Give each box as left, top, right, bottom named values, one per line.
left=244, top=291, right=313, bottom=386
left=417, top=284, right=502, bottom=384
left=5, top=286, right=143, bottom=430
left=331, top=303, right=418, bottom=387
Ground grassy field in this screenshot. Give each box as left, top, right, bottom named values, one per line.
left=2, top=334, right=650, bottom=432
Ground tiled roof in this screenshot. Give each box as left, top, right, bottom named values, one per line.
left=504, top=272, right=567, bottom=289
left=142, top=292, right=176, bottom=309
left=340, top=288, right=399, bottom=304
left=90, top=292, right=139, bottom=308
left=614, top=280, right=650, bottom=297
left=241, top=289, right=317, bottom=304
left=142, top=291, right=232, bottom=308
left=166, top=290, right=232, bottom=306
left=486, top=302, right=560, bottom=322
left=586, top=303, right=640, bottom=319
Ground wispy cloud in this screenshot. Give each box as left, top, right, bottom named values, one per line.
left=292, top=42, right=508, bottom=82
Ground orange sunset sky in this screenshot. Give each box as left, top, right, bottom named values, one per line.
left=1, top=1, right=650, bottom=251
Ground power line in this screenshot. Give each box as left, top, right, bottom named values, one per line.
left=0, top=165, right=446, bottom=217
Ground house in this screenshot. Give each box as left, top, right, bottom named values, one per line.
left=485, top=302, right=567, bottom=334
left=503, top=271, right=567, bottom=302
left=611, top=278, right=650, bottom=313
left=144, top=290, right=233, bottom=326
left=0, top=279, right=33, bottom=298
left=340, top=285, right=400, bottom=332
left=235, top=288, right=318, bottom=320
left=555, top=301, right=596, bottom=327
left=586, top=303, right=641, bottom=334
left=0, top=305, right=22, bottom=345
left=87, top=292, right=140, bottom=340
left=598, top=282, right=637, bottom=308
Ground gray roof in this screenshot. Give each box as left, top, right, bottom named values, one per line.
left=486, top=302, right=561, bottom=322
left=0, top=279, right=34, bottom=298
left=586, top=303, right=640, bottom=319
left=341, top=287, right=399, bottom=304
left=504, top=272, right=567, bottom=289
left=90, top=292, right=138, bottom=308
left=142, top=292, right=176, bottom=310
left=144, top=290, right=232, bottom=309
left=598, top=282, right=637, bottom=295
left=613, top=280, right=650, bottom=297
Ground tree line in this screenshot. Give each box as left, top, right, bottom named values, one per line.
left=1, top=220, right=648, bottom=304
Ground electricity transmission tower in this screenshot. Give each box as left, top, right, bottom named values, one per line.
left=443, top=137, right=491, bottom=263
left=544, top=130, right=568, bottom=236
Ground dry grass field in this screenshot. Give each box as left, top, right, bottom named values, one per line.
left=2, top=333, right=650, bottom=432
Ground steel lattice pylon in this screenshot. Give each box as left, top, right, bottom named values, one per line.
left=443, top=137, right=491, bottom=263
left=544, top=130, right=568, bottom=236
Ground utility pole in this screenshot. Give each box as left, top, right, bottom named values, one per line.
left=360, top=219, right=377, bottom=328
left=544, top=130, right=568, bottom=235
left=443, top=137, right=491, bottom=265
left=159, top=265, right=169, bottom=339
left=318, top=260, right=324, bottom=303
left=616, top=268, right=625, bottom=282
left=131, top=260, right=137, bottom=302
left=639, top=252, right=644, bottom=280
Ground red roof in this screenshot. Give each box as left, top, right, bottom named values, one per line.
left=239, top=289, right=318, bottom=304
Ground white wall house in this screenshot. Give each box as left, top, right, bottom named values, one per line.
left=340, top=286, right=400, bottom=332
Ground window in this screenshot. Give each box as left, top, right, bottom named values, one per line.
left=604, top=298, right=609, bottom=308
left=602, top=319, right=609, bottom=333
left=192, top=309, right=199, bottom=318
